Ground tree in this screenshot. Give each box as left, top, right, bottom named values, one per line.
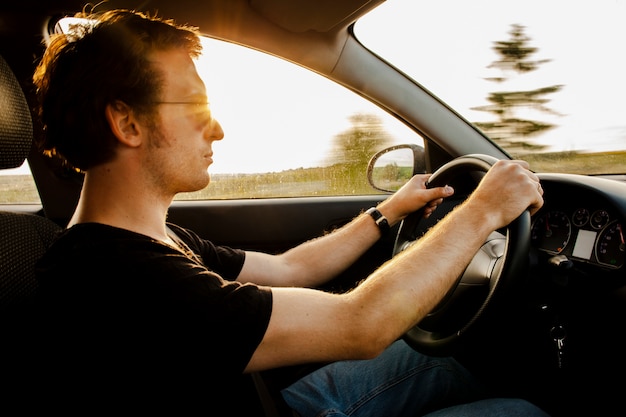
left=325, top=113, right=394, bottom=194
left=327, top=113, right=393, bottom=166
left=472, top=24, right=564, bottom=152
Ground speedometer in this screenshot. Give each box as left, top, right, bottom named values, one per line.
left=596, top=220, right=625, bottom=268
left=531, top=211, right=571, bottom=254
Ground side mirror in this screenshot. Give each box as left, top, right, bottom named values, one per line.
left=367, top=144, right=426, bottom=193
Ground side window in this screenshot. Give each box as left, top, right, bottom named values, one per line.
left=176, top=37, right=425, bottom=200
left=0, top=162, right=40, bottom=204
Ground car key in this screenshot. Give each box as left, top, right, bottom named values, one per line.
left=550, top=325, right=567, bottom=369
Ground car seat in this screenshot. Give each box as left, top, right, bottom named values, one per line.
left=0, top=53, right=61, bottom=322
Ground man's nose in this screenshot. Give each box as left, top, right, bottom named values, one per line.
left=206, top=117, right=224, bottom=141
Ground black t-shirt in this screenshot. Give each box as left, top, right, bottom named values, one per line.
left=33, top=222, right=273, bottom=407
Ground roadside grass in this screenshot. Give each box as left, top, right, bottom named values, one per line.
left=520, top=151, right=626, bottom=176
left=2, top=151, right=624, bottom=204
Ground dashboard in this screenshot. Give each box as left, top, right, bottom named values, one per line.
left=531, top=174, right=626, bottom=270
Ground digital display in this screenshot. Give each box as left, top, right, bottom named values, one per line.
left=572, top=229, right=597, bottom=260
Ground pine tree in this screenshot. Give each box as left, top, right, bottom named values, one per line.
left=473, top=24, right=563, bottom=152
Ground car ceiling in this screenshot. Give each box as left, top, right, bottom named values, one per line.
left=249, top=0, right=384, bottom=32
left=1, top=0, right=384, bottom=35
left=1, top=0, right=386, bottom=93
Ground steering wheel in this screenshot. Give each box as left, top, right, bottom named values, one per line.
left=397, top=154, right=531, bottom=357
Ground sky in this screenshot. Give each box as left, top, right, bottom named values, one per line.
left=356, top=0, right=626, bottom=153
left=194, top=41, right=394, bottom=174
left=5, top=0, right=625, bottom=175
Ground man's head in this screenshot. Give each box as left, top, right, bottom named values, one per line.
left=33, top=9, right=202, bottom=172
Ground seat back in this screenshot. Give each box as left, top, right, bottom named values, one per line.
left=0, top=54, right=61, bottom=313
left=0, top=55, right=61, bottom=407
left=0, top=212, right=60, bottom=307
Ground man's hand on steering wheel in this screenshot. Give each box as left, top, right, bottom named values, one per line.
left=466, top=160, right=544, bottom=228
left=377, top=174, right=455, bottom=226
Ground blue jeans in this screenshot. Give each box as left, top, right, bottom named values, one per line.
left=281, top=340, right=549, bottom=417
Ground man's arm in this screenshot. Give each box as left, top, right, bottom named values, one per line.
left=245, top=160, right=543, bottom=372
left=237, top=174, right=453, bottom=288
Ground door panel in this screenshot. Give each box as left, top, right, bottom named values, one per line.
left=167, top=195, right=395, bottom=291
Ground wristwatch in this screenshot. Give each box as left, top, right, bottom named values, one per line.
left=365, top=207, right=390, bottom=235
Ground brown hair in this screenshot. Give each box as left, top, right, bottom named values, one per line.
left=33, top=9, right=202, bottom=171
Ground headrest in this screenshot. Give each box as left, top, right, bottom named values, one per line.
left=0, top=55, right=33, bottom=169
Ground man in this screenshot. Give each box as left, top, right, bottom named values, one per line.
left=32, top=9, right=547, bottom=416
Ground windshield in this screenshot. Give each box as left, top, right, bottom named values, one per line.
left=355, top=0, right=626, bottom=176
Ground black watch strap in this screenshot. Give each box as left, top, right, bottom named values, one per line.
left=365, top=207, right=390, bottom=235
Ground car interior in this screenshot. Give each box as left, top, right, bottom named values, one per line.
left=1, top=1, right=625, bottom=415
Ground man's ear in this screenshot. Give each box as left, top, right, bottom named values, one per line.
left=104, top=100, right=143, bottom=147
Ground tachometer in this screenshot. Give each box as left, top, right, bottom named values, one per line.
left=596, top=220, right=625, bottom=268
left=531, top=211, right=571, bottom=254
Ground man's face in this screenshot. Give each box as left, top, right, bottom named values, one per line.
left=143, top=48, right=224, bottom=195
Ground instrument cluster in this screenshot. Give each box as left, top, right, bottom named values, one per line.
left=531, top=206, right=624, bottom=269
